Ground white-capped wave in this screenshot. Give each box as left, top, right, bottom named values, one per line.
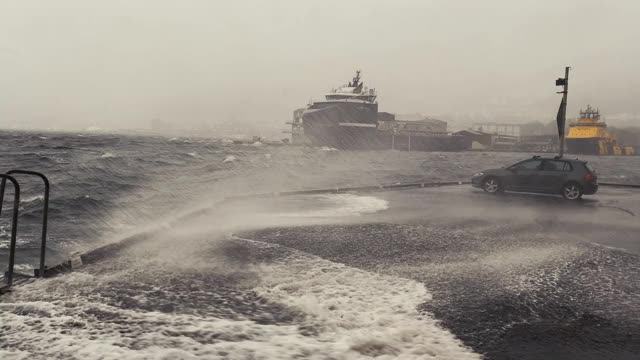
left=320, top=146, right=338, bottom=152
left=223, top=155, right=236, bottom=163
left=13, top=263, right=34, bottom=273
left=254, top=242, right=480, bottom=359
left=100, top=152, right=116, bottom=158
left=0, top=243, right=479, bottom=360
left=168, top=137, right=192, bottom=143
left=20, top=195, right=44, bottom=204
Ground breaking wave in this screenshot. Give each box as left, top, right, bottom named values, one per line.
left=0, top=238, right=479, bottom=360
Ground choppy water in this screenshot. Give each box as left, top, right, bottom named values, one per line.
left=1, top=130, right=639, bottom=359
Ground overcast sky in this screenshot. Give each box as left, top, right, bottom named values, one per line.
left=1, top=0, right=638, bottom=133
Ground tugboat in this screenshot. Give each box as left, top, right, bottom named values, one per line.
left=566, top=105, right=635, bottom=155
left=301, top=70, right=380, bottom=149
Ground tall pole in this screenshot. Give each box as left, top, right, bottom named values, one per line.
left=556, top=66, right=570, bottom=158
left=560, top=66, right=569, bottom=158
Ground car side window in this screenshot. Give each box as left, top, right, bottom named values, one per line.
left=541, top=161, right=558, bottom=171
left=512, top=160, right=542, bottom=170
left=541, top=160, right=569, bottom=171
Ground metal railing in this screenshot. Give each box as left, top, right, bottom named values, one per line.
left=0, top=174, right=20, bottom=287
left=0, top=170, right=50, bottom=288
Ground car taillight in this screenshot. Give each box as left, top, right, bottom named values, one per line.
left=584, top=173, right=594, bottom=182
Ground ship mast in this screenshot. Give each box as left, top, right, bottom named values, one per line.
left=352, top=70, right=363, bottom=93
left=352, top=70, right=361, bottom=87
left=555, top=66, right=570, bottom=158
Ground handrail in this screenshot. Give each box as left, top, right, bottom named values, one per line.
left=0, top=175, right=20, bottom=287
left=4, top=170, right=50, bottom=278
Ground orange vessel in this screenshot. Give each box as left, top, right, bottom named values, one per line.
left=565, top=105, right=635, bottom=156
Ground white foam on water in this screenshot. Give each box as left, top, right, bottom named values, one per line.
left=254, top=243, right=481, bottom=359
left=0, top=349, right=30, bottom=360
left=20, top=195, right=44, bottom=204
left=0, top=244, right=479, bottom=359
left=100, top=152, right=117, bottom=158
left=12, top=263, right=34, bottom=272
left=223, top=155, right=236, bottom=163
left=319, top=146, right=338, bottom=152
left=279, top=194, right=389, bottom=218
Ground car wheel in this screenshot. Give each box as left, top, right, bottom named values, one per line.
left=483, top=177, right=501, bottom=194
left=562, top=182, right=583, bottom=200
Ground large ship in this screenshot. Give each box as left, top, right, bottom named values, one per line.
left=566, top=105, right=635, bottom=155
left=291, top=70, right=470, bottom=151
left=301, top=71, right=380, bottom=149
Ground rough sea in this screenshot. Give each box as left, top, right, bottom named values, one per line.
left=1, top=130, right=639, bottom=360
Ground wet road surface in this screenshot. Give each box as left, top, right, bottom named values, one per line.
left=244, top=185, right=640, bottom=359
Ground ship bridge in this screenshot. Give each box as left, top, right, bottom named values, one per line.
left=570, top=105, right=605, bottom=127
left=568, top=105, right=610, bottom=138
left=324, top=70, right=377, bottom=103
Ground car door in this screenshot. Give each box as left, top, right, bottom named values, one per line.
left=538, top=160, right=570, bottom=193
left=505, top=159, right=542, bottom=191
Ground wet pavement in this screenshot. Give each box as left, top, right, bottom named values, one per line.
left=244, top=185, right=640, bottom=359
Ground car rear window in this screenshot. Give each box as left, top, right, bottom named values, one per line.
left=585, top=163, right=595, bottom=173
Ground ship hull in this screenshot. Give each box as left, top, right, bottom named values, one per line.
left=299, top=100, right=470, bottom=152
left=302, top=101, right=381, bottom=149
left=566, top=138, right=608, bottom=155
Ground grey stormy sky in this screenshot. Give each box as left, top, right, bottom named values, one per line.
left=1, top=0, right=639, bottom=133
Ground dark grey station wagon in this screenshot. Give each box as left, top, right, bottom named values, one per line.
left=471, top=156, right=598, bottom=200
